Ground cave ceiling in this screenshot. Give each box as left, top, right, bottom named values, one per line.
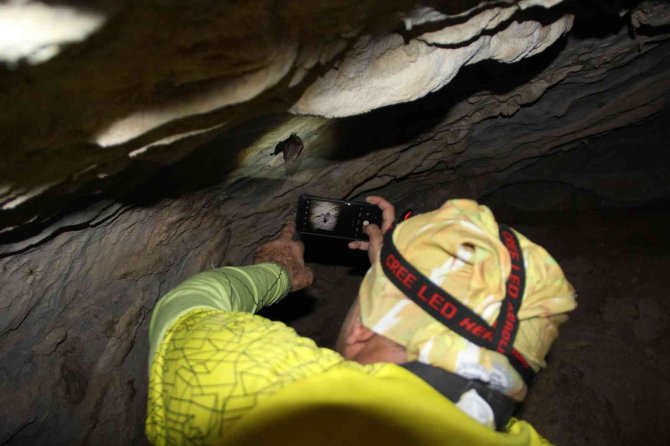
left=0, top=1, right=669, bottom=445
left=3, top=0, right=667, bottom=253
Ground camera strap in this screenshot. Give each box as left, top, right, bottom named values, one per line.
left=380, top=225, right=534, bottom=385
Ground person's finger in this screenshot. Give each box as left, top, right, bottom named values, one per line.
left=303, top=267, right=315, bottom=288
left=348, top=240, right=369, bottom=251
left=364, top=222, right=381, bottom=235
left=281, top=220, right=296, bottom=240
left=366, top=196, right=395, bottom=232
left=293, top=266, right=314, bottom=291
left=293, top=239, right=305, bottom=256
left=364, top=223, right=382, bottom=244
left=364, top=224, right=383, bottom=263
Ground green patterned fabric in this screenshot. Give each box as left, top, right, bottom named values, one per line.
left=148, top=262, right=290, bottom=363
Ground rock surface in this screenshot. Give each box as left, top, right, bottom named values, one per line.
left=0, top=1, right=669, bottom=445
left=1, top=0, right=574, bottom=241
left=291, top=2, right=574, bottom=116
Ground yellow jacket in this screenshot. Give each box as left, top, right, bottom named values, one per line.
left=146, top=264, right=551, bottom=445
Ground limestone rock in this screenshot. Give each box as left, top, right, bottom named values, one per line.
left=291, top=4, right=574, bottom=117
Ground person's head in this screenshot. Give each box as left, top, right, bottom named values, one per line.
left=336, top=199, right=577, bottom=401
left=335, top=296, right=407, bottom=365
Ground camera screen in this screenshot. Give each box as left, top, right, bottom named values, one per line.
left=308, top=200, right=345, bottom=232
left=297, top=195, right=382, bottom=240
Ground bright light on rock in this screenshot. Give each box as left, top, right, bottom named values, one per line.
left=291, top=8, right=574, bottom=118
left=94, top=41, right=297, bottom=147
left=0, top=2, right=106, bottom=66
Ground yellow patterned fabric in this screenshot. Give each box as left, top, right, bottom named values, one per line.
left=359, top=199, right=577, bottom=401
left=146, top=308, right=552, bottom=446
left=146, top=308, right=373, bottom=445
left=226, top=363, right=551, bottom=446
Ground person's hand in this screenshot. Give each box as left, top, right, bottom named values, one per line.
left=253, top=220, right=314, bottom=292
left=348, top=196, right=395, bottom=264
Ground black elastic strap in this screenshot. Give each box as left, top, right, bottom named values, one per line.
left=401, top=361, right=516, bottom=432
left=491, top=225, right=526, bottom=356
left=380, top=226, right=534, bottom=384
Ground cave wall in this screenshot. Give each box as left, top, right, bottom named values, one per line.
left=1, top=1, right=669, bottom=445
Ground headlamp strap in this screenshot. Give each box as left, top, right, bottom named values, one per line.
left=380, top=225, right=534, bottom=385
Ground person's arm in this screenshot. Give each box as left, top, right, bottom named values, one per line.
left=148, top=221, right=313, bottom=361
left=148, top=262, right=290, bottom=361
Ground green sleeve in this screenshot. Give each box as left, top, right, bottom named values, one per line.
left=148, top=262, right=291, bottom=361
